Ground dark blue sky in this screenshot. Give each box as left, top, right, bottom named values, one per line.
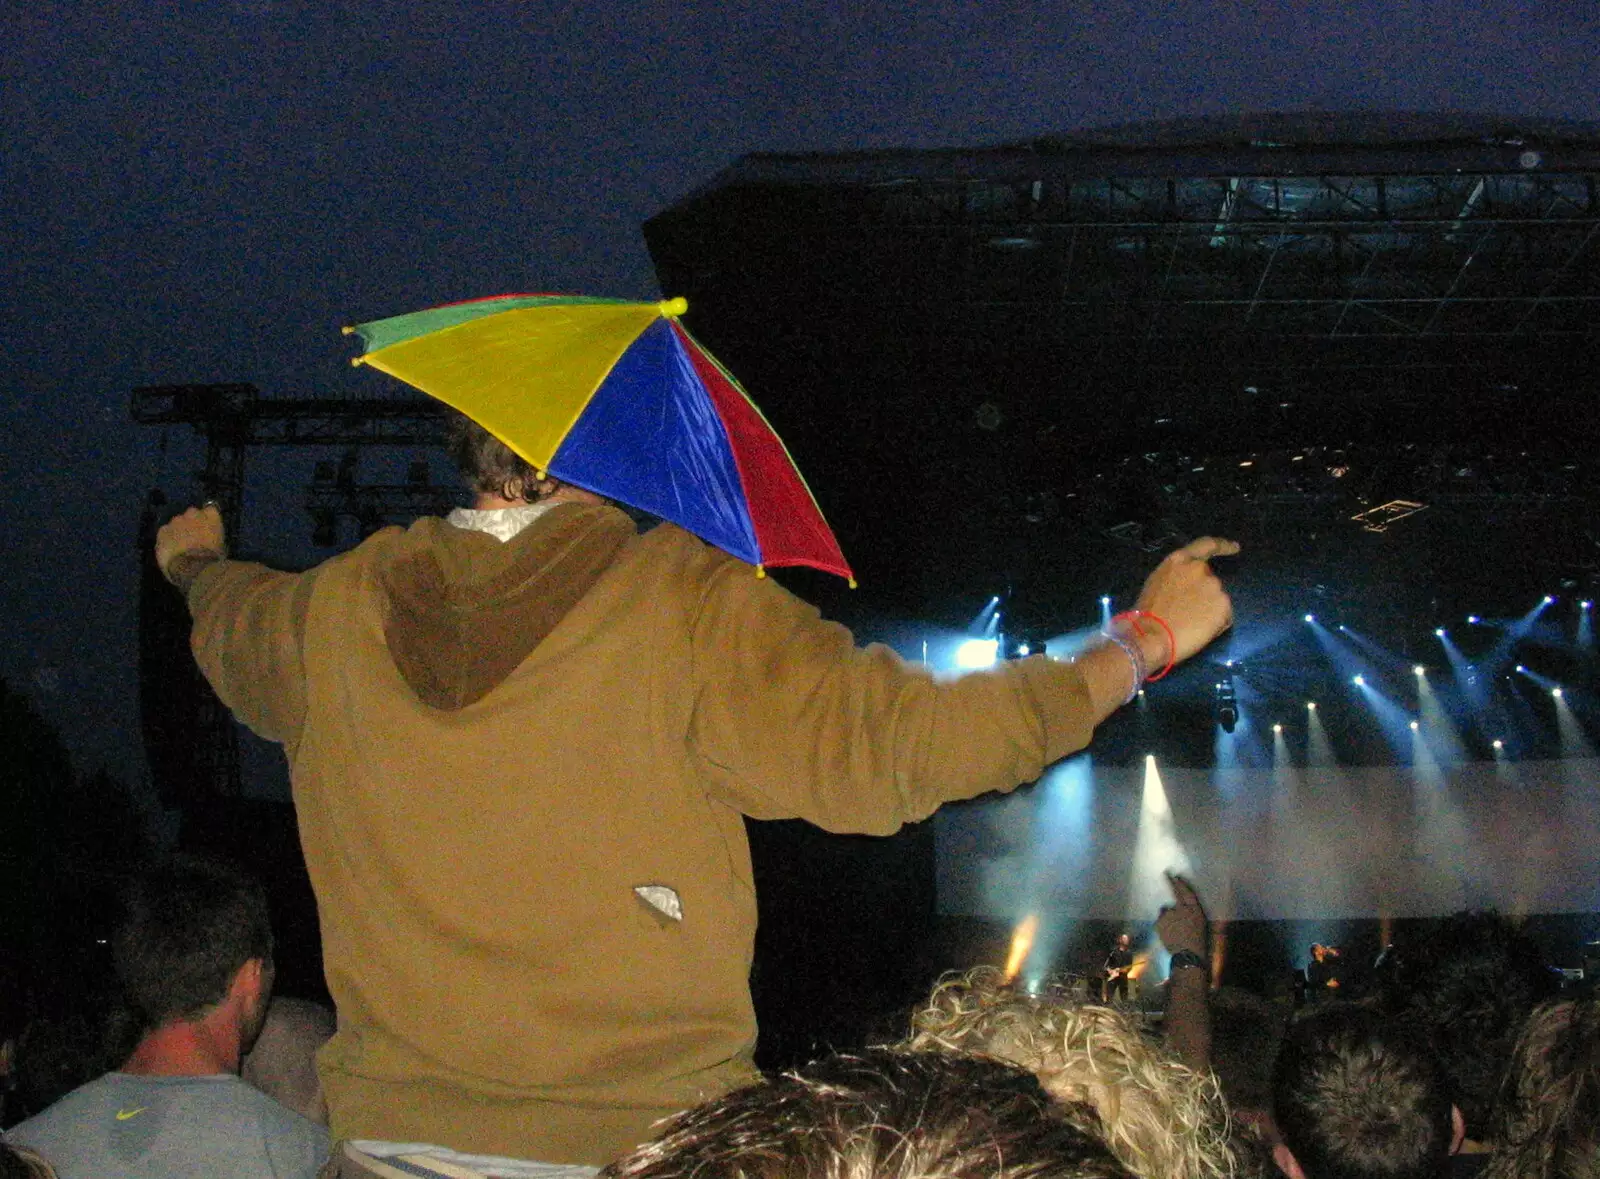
left=3, top=0, right=1596, bottom=782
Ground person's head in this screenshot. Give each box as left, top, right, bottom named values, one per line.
left=905, top=967, right=1238, bottom=1179
left=602, top=1046, right=1133, bottom=1179
left=112, top=855, right=274, bottom=1046
left=1272, top=1004, right=1459, bottom=1179
left=1483, top=998, right=1600, bottom=1179
left=447, top=410, right=543, bottom=503
left=1383, top=911, right=1558, bottom=1140
left=1118, top=934, right=1132, bottom=951
left=445, top=410, right=604, bottom=508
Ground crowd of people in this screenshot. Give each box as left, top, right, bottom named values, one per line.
left=4, top=411, right=1593, bottom=1177
left=3, top=857, right=1592, bottom=1179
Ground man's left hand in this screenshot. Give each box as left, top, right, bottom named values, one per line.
left=156, top=503, right=226, bottom=582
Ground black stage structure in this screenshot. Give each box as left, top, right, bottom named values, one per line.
left=645, top=112, right=1600, bottom=649
left=644, top=113, right=1600, bottom=1052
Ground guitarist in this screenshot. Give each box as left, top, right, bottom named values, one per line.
left=1102, top=933, right=1135, bottom=1003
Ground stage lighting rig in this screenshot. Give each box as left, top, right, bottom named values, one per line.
left=1214, top=671, right=1239, bottom=733
left=1351, top=499, right=1427, bottom=533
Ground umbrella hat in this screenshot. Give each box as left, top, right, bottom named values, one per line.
left=347, top=294, right=853, bottom=583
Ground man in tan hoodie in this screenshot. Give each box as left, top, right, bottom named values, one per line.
left=155, top=414, right=1237, bottom=1166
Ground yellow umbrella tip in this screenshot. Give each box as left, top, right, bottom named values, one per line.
left=657, top=297, right=689, bottom=318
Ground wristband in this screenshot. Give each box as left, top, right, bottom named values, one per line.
left=1100, top=627, right=1147, bottom=706
left=1112, top=610, right=1177, bottom=682
left=1168, top=949, right=1206, bottom=972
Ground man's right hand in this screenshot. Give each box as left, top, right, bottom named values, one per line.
left=1131, top=536, right=1239, bottom=669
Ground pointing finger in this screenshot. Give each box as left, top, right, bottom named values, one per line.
left=1166, top=872, right=1199, bottom=905
left=1177, top=537, right=1241, bottom=562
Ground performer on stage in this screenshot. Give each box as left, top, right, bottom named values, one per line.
left=1103, top=933, right=1135, bottom=1003
left=1306, top=942, right=1343, bottom=999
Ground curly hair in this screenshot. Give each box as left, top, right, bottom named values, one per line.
left=902, top=967, right=1239, bottom=1179
left=1484, top=999, right=1600, bottom=1179
left=445, top=410, right=543, bottom=502
left=602, top=1046, right=1133, bottom=1179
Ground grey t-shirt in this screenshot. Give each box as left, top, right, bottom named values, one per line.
left=5, top=1072, right=329, bottom=1179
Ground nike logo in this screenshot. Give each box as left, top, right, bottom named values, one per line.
left=115, top=1107, right=147, bottom=1121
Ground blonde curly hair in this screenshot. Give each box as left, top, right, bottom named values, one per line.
left=903, top=966, right=1239, bottom=1179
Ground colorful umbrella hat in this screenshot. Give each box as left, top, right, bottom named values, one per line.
left=346, top=294, right=854, bottom=584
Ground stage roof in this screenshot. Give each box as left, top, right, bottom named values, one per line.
left=645, top=114, right=1599, bottom=764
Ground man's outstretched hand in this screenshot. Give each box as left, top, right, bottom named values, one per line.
left=155, top=503, right=227, bottom=586
left=1134, top=537, right=1239, bottom=668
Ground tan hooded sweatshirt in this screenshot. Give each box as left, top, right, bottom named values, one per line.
left=186, top=503, right=1097, bottom=1164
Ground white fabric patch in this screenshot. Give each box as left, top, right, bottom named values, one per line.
left=347, top=1140, right=599, bottom=1179
left=633, top=885, right=683, bottom=922
left=445, top=502, right=557, bottom=544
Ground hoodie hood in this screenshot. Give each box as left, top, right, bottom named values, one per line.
left=378, top=503, right=637, bottom=711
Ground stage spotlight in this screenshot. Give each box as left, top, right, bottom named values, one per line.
left=1515, top=664, right=1527, bottom=674
left=1409, top=720, right=1419, bottom=731
left=1307, top=701, right=1317, bottom=710
left=1100, top=595, right=1111, bottom=606
left=1352, top=675, right=1366, bottom=687
left=1304, top=613, right=1316, bottom=623
left=1215, top=672, right=1239, bottom=733
left=1492, top=739, right=1504, bottom=751
left=1467, top=615, right=1480, bottom=624
left=1583, top=601, right=1593, bottom=610
left=955, top=638, right=999, bottom=669
left=1272, top=723, right=1283, bottom=734
left=1553, top=687, right=1564, bottom=699
left=1413, top=665, right=1425, bottom=676
left=1434, top=628, right=1446, bottom=638
left=1544, top=595, right=1555, bottom=605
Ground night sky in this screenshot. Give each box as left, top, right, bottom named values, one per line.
left=3, top=0, right=1597, bottom=785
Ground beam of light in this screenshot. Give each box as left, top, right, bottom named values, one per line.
left=1580, top=602, right=1594, bottom=650
left=1411, top=725, right=1476, bottom=912
left=970, top=595, right=1001, bottom=633
left=1509, top=595, right=1553, bottom=641
left=955, top=638, right=999, bottom=669
left=1100, top=595, right=1113, bottom=628
left=1043, top=625, right=1102, bottom=661
left=1018, top=757, right=1097, bottom=987
left=1352, top=676, right=1419, bottom=761
left=1306, top=701, right=1336, bottom=766
left=985, top=610, right=1002, bottom=638
left=1127, top=756, right=1193, bottom=945
left=1002, top=913, right=1039, bottom=983
left=1416, top=666, right=1469, bottom=763
left=1307, top=621, right=1373, bottom=697
left=1554, top=692, right=1598, bottom=760
left=1437, top=627, right=1515, bottom=745
left=1338, top=624, right=1409, bottom=673
left=1517, top=663, right=1559, bottom=690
